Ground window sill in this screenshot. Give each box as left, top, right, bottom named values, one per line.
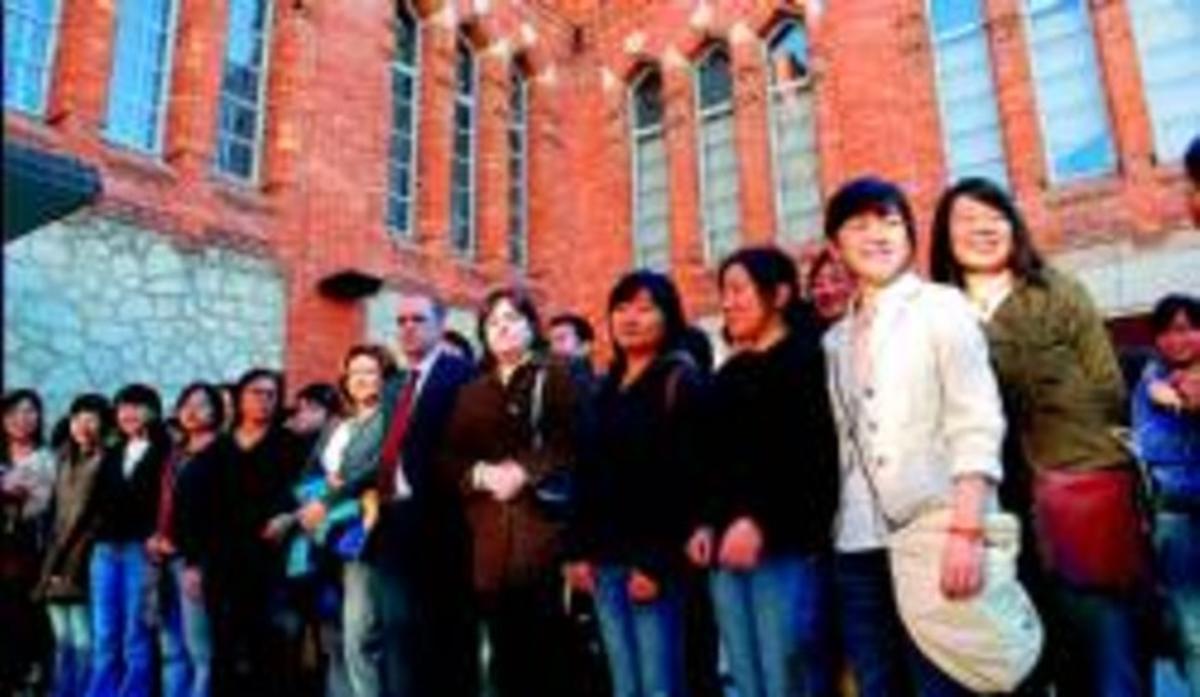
left=100, top=144, right=178, bottom=184
left=210, top=174, right=274, bottom=215
left=1042, top=174, right=1123, bottom=208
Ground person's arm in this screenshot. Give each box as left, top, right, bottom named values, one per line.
left=320, top=417, right=385, bottom=508
left=1059, top=275, right=1127, bottom=414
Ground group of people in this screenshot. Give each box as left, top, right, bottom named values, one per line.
left=2, top=160, right=1200, bottom=697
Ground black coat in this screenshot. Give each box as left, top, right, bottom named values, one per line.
left=703, top=322, right=839, bottom=557
left=90, top=433, right=172, bottom=544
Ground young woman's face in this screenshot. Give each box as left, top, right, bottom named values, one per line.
left=1156, top=311, right=1200, bottom=367
left=611, top=289, right=666, bottom=356
left=810, top=258, right=854, bottom=322
left=3, top=398, right=41, bottom=444
left=721, top=264, right=778, bottom=345
left=239, top=376, right=280, bottom=427
left=834, top=209, right=912, bottom=287
left=484, top=299, right=534, bottom=362
left=949, top=195, right=1014, bottom=276
left=69, top=411, right=102, bottom=450
left=116, top=402, right=151, bottom=438
left=345, top=355, right=384, bottom=407
left=177, top=390, right=217, bottom=435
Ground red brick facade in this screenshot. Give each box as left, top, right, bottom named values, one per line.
left=7, top=0, right=1196, bottom=387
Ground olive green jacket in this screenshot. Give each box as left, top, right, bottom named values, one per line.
left=985, top=268, right=1130, bottom=471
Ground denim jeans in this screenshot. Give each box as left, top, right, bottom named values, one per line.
left=1157, top=511, right=1200, bottom=696
left=709, top=554, right=835, bottom=697
left=593, top=564, right=686, bottom=697
left=834, top=550, right=973, bottom=697
left=48, top=602, right=91, bottom=697
left=87, top=542, right=153, bottom=697
left=342, top=560, right=418, bottom=697
left=159, top=559, right=212, bottom=697
left=1046, top=579, right=1151, bottom=697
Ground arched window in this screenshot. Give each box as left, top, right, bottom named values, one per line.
left=928, top=0, right=1008, bottom=187
left=766, top=19, right=822, bottom=243
left=3, top=0, right=62, bottom=116
left=104, top=0, right=180, bottom=154
left=215, top=0, right=273, bottom=181
left=695, top=45, right=740, bottom=264
left=387, top=4, right=420, bottom=236
left=1128, top=0, right=1200, bottom=163
left=450, top=36, right=477, bottom=255
left=629, top=68, right=670, bottom=270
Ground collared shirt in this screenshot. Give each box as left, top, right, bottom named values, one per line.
left=387, top=347, right=442, bottom=498
left=123, top=438, right=150, bottom=479
left=825, top=273, right=1005, bottom=552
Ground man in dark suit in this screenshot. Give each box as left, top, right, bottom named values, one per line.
left=371, top=291, right=476, bottom=697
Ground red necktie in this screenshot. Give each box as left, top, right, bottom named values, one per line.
left=378, top=371, right=420, bottom=500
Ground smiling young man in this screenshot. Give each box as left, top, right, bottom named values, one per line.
left=822, top=177, right=1006, bottom=697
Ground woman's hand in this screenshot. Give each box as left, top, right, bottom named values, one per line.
left=489, top=461, right=529, bottom=502
left=627, top=569, right=660, bottom=603
left=686, top=527, right=714, bottom=567
left=565, top=561, right=595, bottom=594
left=298, top=501, right=328, bottom=532
left=261, top=513, right=295, bottom=543
left=940, top=530, right=985, bottom=599
left=718, top=517, right=763, bottom=570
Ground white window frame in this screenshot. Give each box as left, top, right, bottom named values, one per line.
left=508, top=66, right=530, bottom=268
left=927, top=0, right=1009, bottom=187
left=764, top=18, right=823, bottom=245
left=214, top=0, right=275, bottom=183
left=387, top=1, right=422, bottom=238
left=103, top=0, right=182, bottom=156
left=628, top=67, right=669, bottom=270
left=693, top=43, right=739, bottom=265
left=3, top=0, right=63, bottom=116
left=450, top=34, right=479, bottom=258
left=1022, top=0, right=1117, bottom=183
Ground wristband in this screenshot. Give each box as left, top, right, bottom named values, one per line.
left=947, top=525, right=985, bottom=542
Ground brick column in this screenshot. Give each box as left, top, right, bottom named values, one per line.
left=49, top=0, right=118, bottom=142
left=414, top=15, right=457, bottom=253
left=164, top=0, right=227, bottom=177
left=730, top=23, right=776, bottom=246
left=661, top=53, right=711, bottom=312
left=474, top=47, right=512, bottom=272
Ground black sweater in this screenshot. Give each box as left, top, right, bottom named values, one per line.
left=571, top=354, right=708, bottom=580
left=91, top=434, right=172, bottom=544
left=171, top=436, right=230, bottom=570
left=704, top=323, right=839, bottom=557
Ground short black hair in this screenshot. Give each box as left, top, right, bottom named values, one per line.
left=824, top=176, right=917, bottom=244
left=930, top=177, right=1046, bottom=288
left=113, top=383, right=163, bottom=418
left=296, top=382, right=342, bottom=417
left=1, top=388, right=45, bottom=450
left=1150, top=293, right=1200, bottom=336
left=549, top=313, right=595, bottom=344
left=233, top=368, right=286, bottom=428
left=442, top=329, right=477, bottom=365
left=1185, top=134, right=1200, bottom=186
left=605, top=271, right=688, bottom=380
left=174, top=382, right=226, bottom=432
left=64, top=393, right=115, bottom=457
left=719, top=246, right=813, bottom=335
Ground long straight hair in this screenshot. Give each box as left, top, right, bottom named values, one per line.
left=1, top=389, right=45, bottom=459
left=930, top=177, right=1045, bottom=288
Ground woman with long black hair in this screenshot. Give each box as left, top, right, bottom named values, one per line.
left=566, top=270, right=707, bottom=697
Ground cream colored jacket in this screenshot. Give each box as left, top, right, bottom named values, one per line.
left=824, top=273, right=1006, bottom=551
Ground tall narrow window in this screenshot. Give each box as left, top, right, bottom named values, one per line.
left=3, top=0, right=61, bottom=116
left=387, top=6, right=420, bottom=235
left=104, top=0, right=179, bottom=154
left=766, top=19, right=822, bottom=244
left=695, top=46, right=740, bottom=264
left=929, top=0, right=1008, bottom=186
left=1129, top=0, right=1200, bottom=163
left=214, top=0, right=272, bottom=181
left=1025, top=0, right=1116, bottom=181
left=450, top=37, right=477, bottom=256
left=629, top=69, right=670, bottom=271
left=508, top=66, right=529, bottom=268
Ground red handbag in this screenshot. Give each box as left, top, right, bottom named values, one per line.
left=1032, top=466, right=1152, bottom=591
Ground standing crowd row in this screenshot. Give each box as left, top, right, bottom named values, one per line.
left=3, top=161, right=1200, bottom=697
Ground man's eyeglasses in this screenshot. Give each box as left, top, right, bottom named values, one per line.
left=397, top=314, right=430, bottom=326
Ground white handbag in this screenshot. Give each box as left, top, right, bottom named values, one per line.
left=888, top=508, right=1044, bottom=694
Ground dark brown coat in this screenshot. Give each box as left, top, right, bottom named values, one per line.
left=439, top=357, right=580, bottom=595
left=36, top=449, right=104, bottom=602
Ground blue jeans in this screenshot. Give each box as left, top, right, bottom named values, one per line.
left=48, top=602, right=91, bottom=697
left=159, top=559, right=212, bottom=697
left=1047, top=579, right=1151, bottom=697
left=87, top=542, right=153, bottom=697
left=593, top=564, right=685, bottom=697
left=342, top=561, right=417, bottom=697
left=1157, top=511, right=1200, bottom=696
left=835, top=550, right=973, bottom=697
left=710, top=554, right=834, bottom=697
